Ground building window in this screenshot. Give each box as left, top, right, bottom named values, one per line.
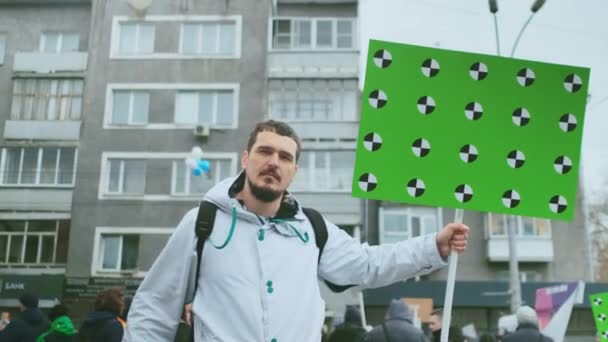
left=269, top=79, right=357, bottom=121
left=180, top=22, right=237, bottom=56
left=0, top=220, right=69, bottom=265
left=118, top=23, right=155, bottom=55
left=106, top=159, right=146, bottom=195
left=40, top=32, right=79, bottom=53
left=488, top=214, right=552, bottom=237
left=291, top=151, right=354, bottom=192
left=0, top=35, right=6, bottom=65
left=379, top=207, right=439, bottom=244
left=271, top=18, right=356, bottom=50
left=173, top=158, right=232, bottom=195
left=0, top=147, right=77, bottom=186
left=110, top=91, right=149, bottom=125
left=11, top=79, right=84, bottom=121
left=99, top=234, right=139, bottom=272
left=175, top=90, right=235, bottom=127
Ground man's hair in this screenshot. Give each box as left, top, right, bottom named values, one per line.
left=94, top=287, right=125, bottom=316
left=247, top=120, right=301, bottom=162
left=431, top=308, right=443, bottom=318
left=49, top=304, right=69, bottom=321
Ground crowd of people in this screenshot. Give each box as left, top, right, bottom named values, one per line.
left=324, top=301, right=555, bottom=342
left=0, top=288, right=127, bottom=342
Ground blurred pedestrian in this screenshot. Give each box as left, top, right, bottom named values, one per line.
left=365, top=299, right=428, bottom=342
left=0, top=311, right=11, bottom=331
left=36, top=303, right=77, bottom=342
left=0, top=292, right=49, bottom=342
left=501, top=306, right=553, bottom=342
left=77, top=287, right=125, bottom=342
left=328, top=306, right=366, bottom=342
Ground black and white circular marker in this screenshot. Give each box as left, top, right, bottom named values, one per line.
left=599, top=313, right=607, bottom=322
left=407, top=178, right=426, bottom=197
left=549, top=195, right=568, bottom=214
left=417, top=96, right=436, bottom=115
left=517, top=68, right=536, bottom=87
left=455, top=184, right=474, bottom=203
left=412, top=138, right=431, bottom=157
left=502, top=190, right=521, bottom=208
left=373, top=49, right=392, bottom=69
left=469, top=62, right=488, bottom=81
left=595, top=297, right=604, bottom=306
left=464, top=102, right=483, bottom=120
left=603, top=331, right=608, bottom=339
left=368, top=90, right=388, bottom=109
left=459, top=144, right=478, bottom=163
left=564, top=74, right=582, bottom=93
left=554, top=156, right=572, bottom=174
left=363, top=132, right=383, bottom=152
left=507, top=150, right=526, bottom=169
left=358, top=173, right=377, bottom=192
left=512, top=107, right=531, bottom=127
left=421, top=58, right=440, bottom=78
left=559, top=113, right=577, bottom=132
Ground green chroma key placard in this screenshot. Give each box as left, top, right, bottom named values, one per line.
left=353, top=40, right=590, bottom=220
left=590, top=293, right=608, bottom=341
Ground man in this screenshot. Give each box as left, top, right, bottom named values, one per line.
left=124, top=120, right=469, bottom=341
left=328, top=306, right=366, bottom=342
left=502, top=306, right=554, bottom=342
left=0, top=292, right=49, bottom=342
left=365, top=299, right=428, bottom=342
left=428, top=309, right=443, bottom=342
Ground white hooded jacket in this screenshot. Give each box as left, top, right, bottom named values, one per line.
left=124, top=173, right=447, bottom=342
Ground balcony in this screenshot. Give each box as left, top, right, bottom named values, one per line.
left=288, top=121, right=359, bottom=144
left=486, top=237, right=554, bottom=262
left=13, top=51, right=88, bottom=73
left=3, top=120, right=81, bottom=140
left=0, top=188, right=73, bottom=211
left=268, top=51, right=358, bottom=78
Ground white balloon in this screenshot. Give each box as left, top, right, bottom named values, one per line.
left=185, top=158, right=198, bottom=169
left=191, top=147, right=204, bottom=159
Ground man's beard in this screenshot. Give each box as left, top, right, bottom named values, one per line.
left=248, top=176, right=283, bottom=203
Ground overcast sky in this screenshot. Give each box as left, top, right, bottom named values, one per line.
left=359, top=0, right=608, bottom=202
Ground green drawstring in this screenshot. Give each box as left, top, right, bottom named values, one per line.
left=210, top=207, right=237, bottom=249
left=270, top=218, right=309, bottom=243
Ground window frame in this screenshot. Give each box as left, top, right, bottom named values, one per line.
left=379, top=207, right=442, bottom=244
left=178, top=21, right=238, bottom=56
left=290, top=150, right=355, bottom=193
left=10, top=78, right=84, bottom=121
left=0, top=147, right=77, bottom=187
left=39, top=32, right=80, bottom=53
left=269, top=17, right=357, bottom=51
left=99, top=152, right=238, bottom=201
left=487, top=213, right=552, bottom=238
left=110, top=15, right=242, bottom=59
left=104, top=83, right=240, bottom=130
left=92, top=227, right=173, bottom=276
left=0, top=220, right=62, bottom=265
left=0, top=34, right=6, bottom=65
left=171, top=157, right=234, bottom=197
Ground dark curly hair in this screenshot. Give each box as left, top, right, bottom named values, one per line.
left=94, top=287, right=125, bottom=316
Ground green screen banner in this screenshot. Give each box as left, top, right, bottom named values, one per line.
left=353, top=40, right=590, bottom=220
left=590, top=292, right=608, bottom=340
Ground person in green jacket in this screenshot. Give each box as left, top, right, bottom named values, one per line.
left=37, top=304, right=77, bottom=342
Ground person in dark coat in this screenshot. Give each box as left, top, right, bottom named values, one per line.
left=0, top=292, right=49, bottom=342
left=502, top=306, right=553, bottom=342
left=77, top=287, right=125, bottom=342
left=328, top=306, right=367, bottom=342
left=36, top=304, right=77, bottom=342
left=365, top=299, right=428, bottom=342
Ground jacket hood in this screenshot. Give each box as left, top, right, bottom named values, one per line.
left=385, top=299, right=413, bottom=321
left=204, top=172, right=307, bottom=221
left=50, top=315, right=77, bottom=335
left=344, top=306, right=363, bottom=326
left=81, top=311, right=117, bottom=327
left=21, top=307, right=46, bottom=326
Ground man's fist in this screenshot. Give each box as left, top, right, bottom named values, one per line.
left=436, top=223, right=469, bottom=259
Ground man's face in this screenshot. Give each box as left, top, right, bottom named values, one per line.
left=242, top=131, right=298, bottom=202
left=428, top=314, right=442, bottom=332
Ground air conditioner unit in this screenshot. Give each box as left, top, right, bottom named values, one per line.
left=193, top=124, right=210, bottom=137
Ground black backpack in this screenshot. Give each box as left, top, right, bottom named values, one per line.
left=193, top=200, right=354, bottom=295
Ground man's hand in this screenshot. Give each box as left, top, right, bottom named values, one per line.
left=436, top=223, right=469, bottom=259
left=183, top=303, right=193, bottom=325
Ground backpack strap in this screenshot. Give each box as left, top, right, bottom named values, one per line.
left=194, top=200, right=218, bottom=295
left=302, top=207, right=355, bottom=293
